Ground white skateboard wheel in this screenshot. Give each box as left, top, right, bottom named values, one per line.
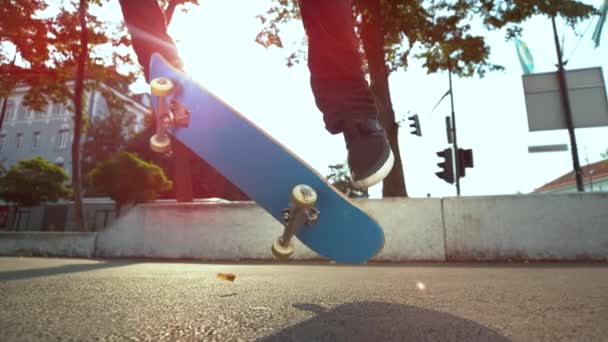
left=150, top=78, right=174, bottom=96
left=271, top=237, right=294, bottom=260
left=150, top=134, right=171, bottom=153
left=291, top=185, right=317, bottom=208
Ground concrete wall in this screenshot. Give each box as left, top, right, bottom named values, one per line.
left=95, top=202, right=310, bottom=260
left=357, top=198, right=444, bottom=261
left=0, top=232, right=96, bottom=258
left=0, top=193, right=607, bottom=262
left=94, top=199, right=446, bottom=261
left=444, top=193, right=608, bottom=261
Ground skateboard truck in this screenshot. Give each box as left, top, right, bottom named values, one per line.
left=149, top=77, right=191, bottom=154
left=271, top=185, right=320, bottom=260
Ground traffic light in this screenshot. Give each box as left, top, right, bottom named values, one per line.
left=436, top=147, right=454, bottom=184
left=457, top=148, right=474, bottom=178
left=408, top=114, right=421, bottom=136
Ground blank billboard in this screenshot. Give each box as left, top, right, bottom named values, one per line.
left=522, top=67, right=608, bottom=132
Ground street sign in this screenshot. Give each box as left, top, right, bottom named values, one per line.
left=528, top=144, right=569, bottom=153
left=522, top=67, right=608, bottom=131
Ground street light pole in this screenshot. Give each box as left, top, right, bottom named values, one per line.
left=551, top=16, right=584, bottom=192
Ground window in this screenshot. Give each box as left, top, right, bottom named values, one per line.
left=4, top=101, right=15, bottom=121
left=17, top=103, right=28, bottom=121
left=32, top=131, right=41, bottom=151
left=0, top=134, right=6, bottom=151
left=94, top=97, right=108, bottom=118
left=57, top=129, right=69, bottom=149
left=51, top=103, right=64, bottom=117
left=34, top=106, right=47, bottom=119
left=16, top=133, right=23, bottom=150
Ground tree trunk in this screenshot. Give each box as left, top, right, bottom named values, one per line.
left=359, top=0, right=407, bottom=197
left=72, top=0, right=88, bottom=231
left=0, top=97, right=8, bottom=133
left=165, top=0, right=180, bottom=24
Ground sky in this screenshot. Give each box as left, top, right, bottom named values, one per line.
left=92, top=0, right=608, bottom=199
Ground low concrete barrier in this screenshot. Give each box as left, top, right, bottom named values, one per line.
left=1, top=194, right=606, bottom=262
left=94, top=202, right=316, bottom=260
left=0, top=232, right=96, bottom=258
left=443, top=193, right=608, bottom=261
left=359, top=198, right=445, bottom=261
left=94, top=199, right=446, bottom=262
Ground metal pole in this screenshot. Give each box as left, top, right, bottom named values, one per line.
left=447, top=57, right=460, bottom=196
left=585, top=145, right=593, bottom=191
left=551, top=16, right=584, bottom=192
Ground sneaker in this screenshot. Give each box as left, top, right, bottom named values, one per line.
left=343, top=119, right=394, bottom=190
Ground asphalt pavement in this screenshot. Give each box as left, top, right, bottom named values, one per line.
left=1, top=257, right=607, bottom=341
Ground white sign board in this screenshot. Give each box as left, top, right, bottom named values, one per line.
left=522, top=67, right=608, bottom=132
left=528, top=144, right=569, bottom=153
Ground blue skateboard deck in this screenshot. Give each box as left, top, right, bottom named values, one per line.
left=149, top=53, right=384, bottom=264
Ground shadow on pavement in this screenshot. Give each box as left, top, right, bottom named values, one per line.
left=260, top=301, right=510, bottom=342
left=0, top=260, right=135, bottom=282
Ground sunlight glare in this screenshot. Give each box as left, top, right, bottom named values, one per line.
left=416, top=281, right=426, bottom=291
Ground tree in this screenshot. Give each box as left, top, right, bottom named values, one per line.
left=125, top=115, right=249, bottom=201
left=45, top=0, right=135, bottom=231
left=0, top=157, right=71, bottom=230
left=82, top=105, right=138, bottom=196
left=123, top=0, right=248, bottom=203
left=0, top=157, right=71, bottom=206
left=0, top=1, right=49, bottom=130
left=159, top=0, right=201, bottom=23
left=327, top=163, right=369, bottom=198
left=1, top=2, right=116, bottom=224
left=72, top=0, right=90, bottom=232
left=88, top=151, right=172, bottom=217
left=1, top=0, right=140, bottom=230
left=255, top=0, right=597, bottom=198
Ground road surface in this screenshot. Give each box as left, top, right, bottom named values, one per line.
left=1, top=257, right=607, bottom=341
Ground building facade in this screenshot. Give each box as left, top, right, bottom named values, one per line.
left=0, top=83, right=151, bottom=175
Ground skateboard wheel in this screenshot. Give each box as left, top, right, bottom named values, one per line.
left=150, top=134, right=171, bottom=153
left=291, top=185, right=317, bottom=208
left=271, top=237, right=294, bottom=260
left=150, top=78, right=174, bottom=96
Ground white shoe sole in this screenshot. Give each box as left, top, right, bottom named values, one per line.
left=351, top=149, right=395, bottom=190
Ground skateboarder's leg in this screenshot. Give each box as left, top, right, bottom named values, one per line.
left=118, top=0, right=182, bottom=81
left=298, top=0, right=394, bottom=189
left=297, top=0, right=377, bottom=134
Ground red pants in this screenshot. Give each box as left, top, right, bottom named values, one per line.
left=118, top=0, right=378, bottom=134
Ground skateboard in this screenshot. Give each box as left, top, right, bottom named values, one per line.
left=148, top=53, right=385, bottom=264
